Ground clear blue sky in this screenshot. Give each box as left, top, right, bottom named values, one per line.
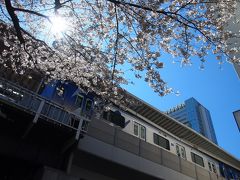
left=123, top=54, right=240, bottom=160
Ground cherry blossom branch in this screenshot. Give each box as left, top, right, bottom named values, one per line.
left=4, top=0, right=25, bottom=43
left=184, top=25, right=189, bottom=56
left=4, top=0, right=51, bottom=44
left=112, top=4, right=119, bottom=82
left=63, top=33, right=96, bottom=65
left=14, top=8, right=50, bottom=21
left=121, top=35, right=145, bottom=62
left=55, top=0, right=72, bottom=12
left=175, top=0, right=194, bottom=13
left=107, top=0, right=213, bottom=43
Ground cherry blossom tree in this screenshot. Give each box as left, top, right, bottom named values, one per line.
left=0, top=0, right=239, bottom=105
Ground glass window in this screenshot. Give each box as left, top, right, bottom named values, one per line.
left=208, top=161, right=217, bottom=173
left=153, top=133, right=170, bottom=150
left=140, top=126, right=146, bottom=140
left=219, top=165, right=225, bottom=177
left=134, top=123, right=139, bottom=136
left=176, top=144, right=186, bottom=159
left=191, top=152, right=204, bottom=167
left=103, top=111, right=108, bottom=120
left=103, top=111, right=125, bottom=128
left=212, top=164, right=216, bottom=173
left=75, top=95, right=83, bottom=107
left=229, top=169, right=234, bottom=178
left=133, top=122, right=146, bottom=140
left=180, top=147, right=186, bottom=159
left=208, top=162, right=212, bottom=171
left=85, top=99, right=92, bottom=111
left=176, top=145, right=180, bottom=157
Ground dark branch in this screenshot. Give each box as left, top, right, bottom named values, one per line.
left=14, top=7, right=50, bottom=22
left=55, top=0, right=61, bottom=13
left=175, top=0, right=194, bottom=13
left=184, top=25, right=189, bottom=55
left=107, top=0, right=213, bottom=41
left=4, top=0, right=25, bottom=43
left=112, top=4, right=119, bottom=82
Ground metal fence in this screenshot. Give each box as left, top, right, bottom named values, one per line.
left=0, top=77, right=90, bottom=139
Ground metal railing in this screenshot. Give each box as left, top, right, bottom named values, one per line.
left=0, top=77, right=90, bottom=140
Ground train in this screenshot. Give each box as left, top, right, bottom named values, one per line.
left=40, top=80, right=94, bottom=118
left=40, top=80, right=240, bottom=180
left=109, top=108, right=240, bottom=179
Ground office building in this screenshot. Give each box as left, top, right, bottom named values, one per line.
left=224, top=1, right=240, bottom=78
left=233, top=110, right=240, bottom=132
left=166, top=97, right=218, bottom=144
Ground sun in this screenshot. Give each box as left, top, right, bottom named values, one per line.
left=50, top=16, right=67, bottom=36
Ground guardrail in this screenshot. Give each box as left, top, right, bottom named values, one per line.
left=0, top=77, right=90, bottom=140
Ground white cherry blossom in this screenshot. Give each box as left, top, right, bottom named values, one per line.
left=0, top=0, right=239, bottom=105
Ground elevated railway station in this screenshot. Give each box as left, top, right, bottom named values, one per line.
left=0, top=76, right=239, bottom=180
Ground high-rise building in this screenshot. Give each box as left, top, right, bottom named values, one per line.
left=224, top=2, right=240, bottom=78
left=233, top=110, right=240, bottom=132
left=166, top=97, right=218, bottom=144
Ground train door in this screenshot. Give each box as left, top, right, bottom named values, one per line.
left=208, top=161, right=217, bottom=174
left=176, top=144, right=186, bottom=160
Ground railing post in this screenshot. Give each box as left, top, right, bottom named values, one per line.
left=75, top=117, right=84, bottom=140
left=33, top=99, right=45, bottom=123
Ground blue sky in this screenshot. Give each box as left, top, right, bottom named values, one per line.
left=124, top=54, right=240, bottom=159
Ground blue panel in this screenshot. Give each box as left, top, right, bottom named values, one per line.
left=40, top=80, right=94, bottom=115
left=40, top=81, right=57, bottom=100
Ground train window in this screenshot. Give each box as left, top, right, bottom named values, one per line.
left=153, top=133, right=170, bottom=150
left=191, top=152, right=204, bottom=167
left=133, top=122, right=146, bottom=140
left=212, top=164, right=216, bottom=173
left=103, top=110, right=125, bottom=128
left=219, top=165, right=226, bottom=177
left=229, top=169, right=234, bottom=179
left=208, top=162, right=212, bottom=171
left=176, top=144, right=186, bottom=159
left=75, top=95, right=83, bottom=108
left=103, top=111, right=108, bottom=120
left=85, top=99, right=92, bottom=111
left=134, top=123, right=139, bottom=136
left=181, top=148, right=186, bottom=159
left=208, top=161, right=217, bottom=173
left=140, top=126, right=146, bottom=140
left=176, top=145, right=180, bottom=157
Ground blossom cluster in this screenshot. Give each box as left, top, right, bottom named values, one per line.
left=0, top=0, right=239, bottom=105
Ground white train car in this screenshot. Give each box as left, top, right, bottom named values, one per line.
left=103, top=107, right=232, bottom=178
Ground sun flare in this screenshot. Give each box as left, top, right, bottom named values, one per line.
left=50, top=16, right=67, bottom=36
